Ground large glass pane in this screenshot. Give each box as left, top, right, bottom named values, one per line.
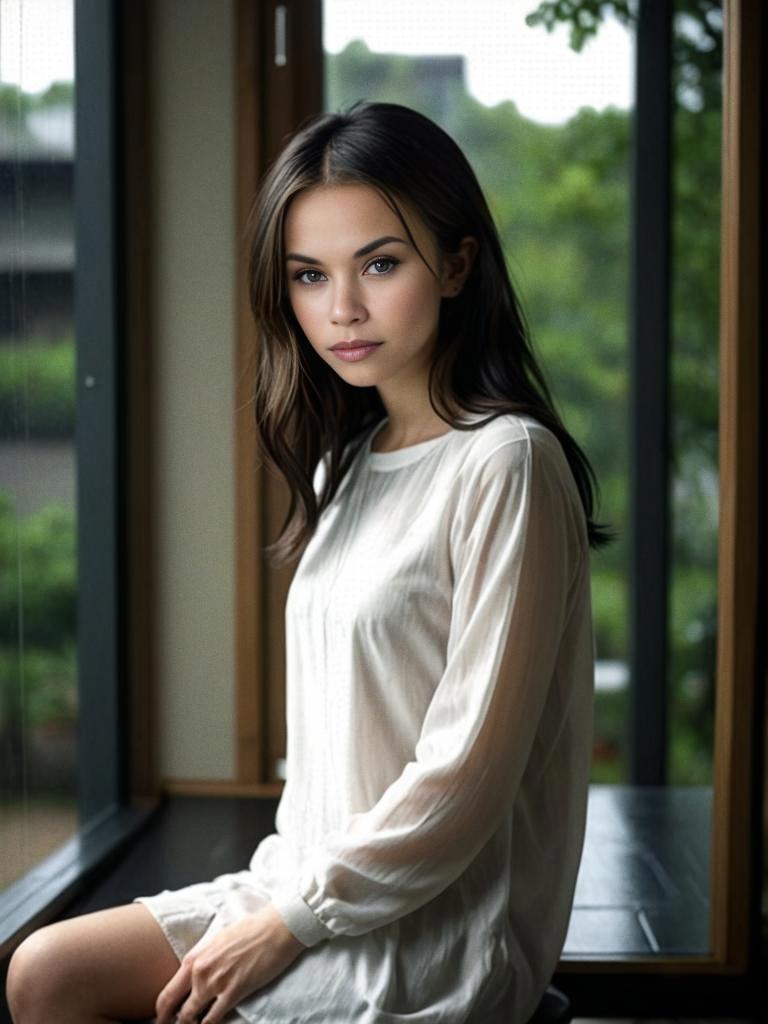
left=324, top=0, right=634, bottom=784
left=0, top=0, right=78, bottom=891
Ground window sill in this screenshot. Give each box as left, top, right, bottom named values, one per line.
left=0, top=801, right=158, bottom=959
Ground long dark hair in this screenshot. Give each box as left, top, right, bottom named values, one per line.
left=246, top=100, right=615, bottom=566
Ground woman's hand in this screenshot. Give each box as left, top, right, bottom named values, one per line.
left=154, top=903, right=308, bottom=1024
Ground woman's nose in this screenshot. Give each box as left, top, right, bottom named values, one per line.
left=330, top=278, right=367, bottom=326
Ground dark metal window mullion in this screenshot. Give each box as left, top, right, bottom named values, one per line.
left=628, top=0, right=672, bottom=785
left=74, top=0, right=124, bottom=821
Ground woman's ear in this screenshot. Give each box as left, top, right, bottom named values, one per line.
left=440, top=236, right=479, bottom=298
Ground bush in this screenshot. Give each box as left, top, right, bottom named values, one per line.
left=0, top=490, right=77, bottom=735
left=0, top=338, right=76, bottom=439
left=0, top=642, right=77, bottom=733
left=0, top=490, right=77, bottom=647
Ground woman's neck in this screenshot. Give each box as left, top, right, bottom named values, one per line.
left=371, top=411, right=453, bottom=453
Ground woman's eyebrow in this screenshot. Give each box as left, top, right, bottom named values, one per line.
left=285, top=235, right=409, bottom=265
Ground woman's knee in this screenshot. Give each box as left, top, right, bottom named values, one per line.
left=8, top=905, right=180, bottom=1024
left=7, top=924, right=70, bottom=1022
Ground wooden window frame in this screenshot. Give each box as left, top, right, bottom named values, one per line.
left=233, top=0, right=323, bottom=797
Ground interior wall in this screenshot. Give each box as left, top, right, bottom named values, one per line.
left=150, top=0, right=236, bottom=781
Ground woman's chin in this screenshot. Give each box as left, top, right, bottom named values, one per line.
left=329, top=365, right=382, bottom=388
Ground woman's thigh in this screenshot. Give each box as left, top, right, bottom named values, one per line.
left=7, top=902, right=181, bottom=1022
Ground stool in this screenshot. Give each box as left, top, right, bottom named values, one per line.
left=526, top=983, right=572, bottom=1024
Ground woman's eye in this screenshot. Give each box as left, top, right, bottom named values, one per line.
left=294, top=269, right=325, bottom=285
left=292, top=257, right=399, bottom=286
left=366, top=256, right=399, bottom=275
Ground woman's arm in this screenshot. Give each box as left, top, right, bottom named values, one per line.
left=271, top=432, right=587, bottom=948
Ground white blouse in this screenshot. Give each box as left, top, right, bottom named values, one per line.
left=135, top=411, right=595, bottom=1024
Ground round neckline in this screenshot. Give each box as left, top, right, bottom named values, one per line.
left=366, top=418, right=455, bottom=471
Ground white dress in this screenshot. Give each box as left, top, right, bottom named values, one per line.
left=134, top=411, right=595, bottom=1024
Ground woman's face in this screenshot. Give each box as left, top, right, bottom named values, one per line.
left=283, top=183, right=454, bottom=394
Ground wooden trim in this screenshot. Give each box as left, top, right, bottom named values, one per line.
left=120, top=0, right=160, bottom=802
left=234, top=0, right=323, bottom=784
left=709, top=0, right=762, bottom=973
left=163, top=778, right=284, bottom=798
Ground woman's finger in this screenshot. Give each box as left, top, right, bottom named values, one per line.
left=174, top=964, right=219, bottom=1024
left=154, top=960, right=192, bottom=1024
left=199, top=990, right=235, bottom=1024
left=176, top=990, right=216, bottom=1024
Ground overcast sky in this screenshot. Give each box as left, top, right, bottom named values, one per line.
left=0, top=0, right=634, bottom=125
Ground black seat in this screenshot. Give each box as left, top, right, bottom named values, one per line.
left=526, top=983, right=572, bottom=1024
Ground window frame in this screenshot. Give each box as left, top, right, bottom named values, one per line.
left=0, top=0, right=159, bottom=957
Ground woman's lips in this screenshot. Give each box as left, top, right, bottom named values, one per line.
left=330, top=343, right=383, bottom=362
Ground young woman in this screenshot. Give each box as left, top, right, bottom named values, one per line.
left=7, top=100, right=611, bottom=1024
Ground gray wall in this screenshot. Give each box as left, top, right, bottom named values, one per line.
left=151, top=0, right=236, bottom=781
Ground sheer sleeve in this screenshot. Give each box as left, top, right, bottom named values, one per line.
left=270, top=432, right=585, bottom=947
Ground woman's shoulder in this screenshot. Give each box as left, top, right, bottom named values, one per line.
left=452, top=410, right=564, bottom=470
left=450, top=411, right=587, bottom=549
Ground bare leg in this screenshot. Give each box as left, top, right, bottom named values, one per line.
left=6, top=903, right=181, bottom=1024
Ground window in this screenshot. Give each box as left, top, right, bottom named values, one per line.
left=0, top=0, right=153, bottom=952
left=1, top=0, right=80, bottom=905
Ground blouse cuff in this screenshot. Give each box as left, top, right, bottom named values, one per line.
left=270, top=890, right=336, bottom=948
